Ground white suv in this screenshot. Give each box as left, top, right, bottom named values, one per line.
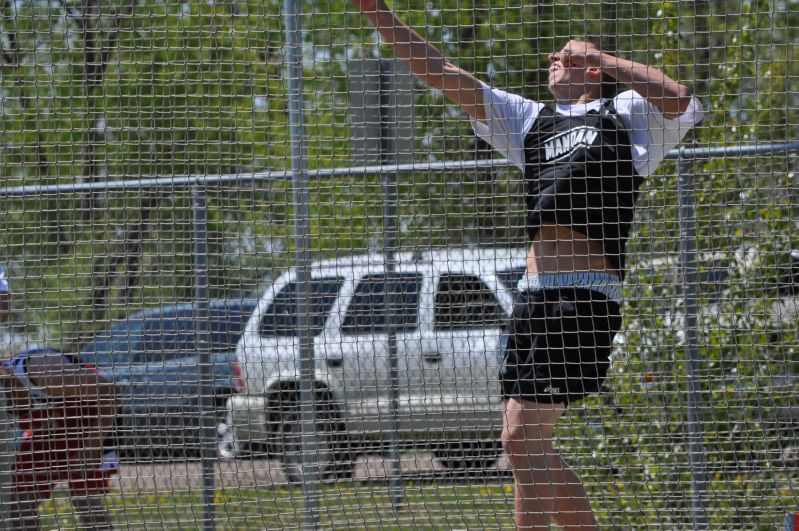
left=226, top=247, right=527, bottom=480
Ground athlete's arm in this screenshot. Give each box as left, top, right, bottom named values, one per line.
left=353, top=0, right=486, bottom=121
left=561, top=40, right=695, bottom=120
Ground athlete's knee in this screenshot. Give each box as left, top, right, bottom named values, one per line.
left=501, top=421, right=550, bottom=459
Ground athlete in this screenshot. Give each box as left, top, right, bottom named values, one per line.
left=352, top=2, right=704, bottom=529
left=0, top=347, right=122, bottom=530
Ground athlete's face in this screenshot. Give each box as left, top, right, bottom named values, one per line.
left=547, top=41, right=602, bottom=103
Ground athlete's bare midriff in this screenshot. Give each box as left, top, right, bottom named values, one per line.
left=526, top=222, right=620, bottom=277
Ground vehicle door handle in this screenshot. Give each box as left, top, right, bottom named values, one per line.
left=422, top=352, right=441, bottom=363
left=326, top=357, right=343, bottom=368
left=420, top=338, right=442, bottom=363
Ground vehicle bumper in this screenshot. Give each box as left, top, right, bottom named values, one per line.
left=226, top=394, right=272, bottom=452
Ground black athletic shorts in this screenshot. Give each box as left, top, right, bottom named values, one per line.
left=498, top=287, right=622, bottom=405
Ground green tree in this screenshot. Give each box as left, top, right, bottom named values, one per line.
left=0, top=1, right=796, bottom=524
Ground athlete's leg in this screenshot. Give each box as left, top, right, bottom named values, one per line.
left=501, top=397, right=597, bottom=530
left=549, top=449, right=598, bottom=529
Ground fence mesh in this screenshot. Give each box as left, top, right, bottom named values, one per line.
left=0, top=1, right=797, bottom=529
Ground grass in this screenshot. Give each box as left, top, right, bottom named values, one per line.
left=38, top=481, right=517, bottom=530
left=34, top=466, right=799, bottom=529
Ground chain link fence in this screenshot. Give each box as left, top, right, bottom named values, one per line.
left=1, top=1, right=798, bottom=529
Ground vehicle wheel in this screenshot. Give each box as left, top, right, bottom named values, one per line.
left=267, top=390, right=353, bottom=483
left=433, top=439, right=502, bottom=471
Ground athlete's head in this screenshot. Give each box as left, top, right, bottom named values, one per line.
left=547, top=40, right=617, bottom=103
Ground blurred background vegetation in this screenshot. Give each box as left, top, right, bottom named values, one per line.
left=1, top=0, right=797, bottom=526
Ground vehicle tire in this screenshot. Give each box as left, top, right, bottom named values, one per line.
left=433, top=439, right=502, bottom=471
left=266, top=390, right=354, bottom=484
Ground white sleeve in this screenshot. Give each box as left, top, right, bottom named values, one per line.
left=613, top=90, right=705, bottom=177
left=470, top=82, right=545, bottom=172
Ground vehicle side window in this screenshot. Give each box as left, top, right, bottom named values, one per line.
left=435, top=274, right=504, bottom=330
left=141, top=313, right=195, bottom=362
left=496, top=267, right=527, bottom=293
left=259, top=278, right=344, bottom=337
left=340, top=273, right=422, bottom=335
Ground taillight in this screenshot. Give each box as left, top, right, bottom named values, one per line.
left=232, top=359, right=245, bottom=393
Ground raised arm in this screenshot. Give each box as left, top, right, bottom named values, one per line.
left=603, top=56, right=694, bottom=120
left=559, top=40, right=695, bottom=120
left=352, top=0, right=486, bottom=121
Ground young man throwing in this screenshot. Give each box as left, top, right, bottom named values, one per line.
left=352, top=2, right=704, bottom=528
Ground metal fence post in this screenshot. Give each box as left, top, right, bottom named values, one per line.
left=283, top=1, right=320, bottom=528
left=349, top=56, right=415, bottom=512
left=677, top=153, right=709, bottom=529
left=193, top=185, right=215, bottom=531
left=379, top=58, right=402, bottom=513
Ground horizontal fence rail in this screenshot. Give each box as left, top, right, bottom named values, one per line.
left=1, top=143, right=797, bottom=198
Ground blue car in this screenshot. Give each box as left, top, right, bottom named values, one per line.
left=78, top=298, right=257, bottom=460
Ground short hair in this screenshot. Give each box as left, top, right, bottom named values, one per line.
left=596, top=47, right=619, bottom=99
left=601, top=71, right=619, bottom=99
left=582, top=39, right=619, bottom=99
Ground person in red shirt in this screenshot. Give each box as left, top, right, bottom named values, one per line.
left=0, top=347, right=122, bottom=530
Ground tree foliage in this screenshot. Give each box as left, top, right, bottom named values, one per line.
left=0, top=0, right=797, bottom=524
